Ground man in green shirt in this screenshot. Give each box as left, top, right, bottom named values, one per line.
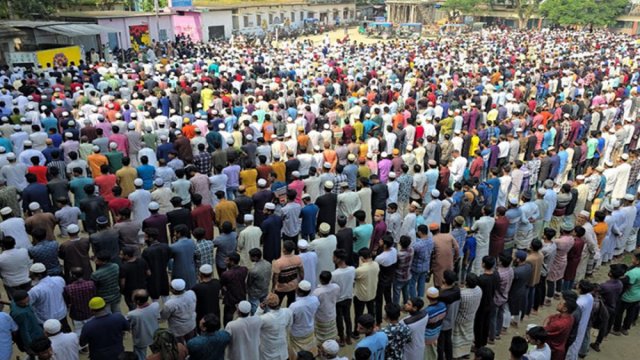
left=9, top=290, right=44, bottom=356
left=91, top=251, right=122, bottom=314
left=105, top=142, right=124, bottom=173
left=353, top=210, right=373, bottom=255
left=612, top=252, right=640, bottom=335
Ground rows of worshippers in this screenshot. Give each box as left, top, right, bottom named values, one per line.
left=1, top=27, right=640, bottom=360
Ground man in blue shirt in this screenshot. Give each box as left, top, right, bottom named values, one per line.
left=409, top=225, right=434, bottom=299
left=187, top=313, right=231, bottom=360
left=300, top=194, right=319, bottom=241
left=355, top=314, right=388, bottom=360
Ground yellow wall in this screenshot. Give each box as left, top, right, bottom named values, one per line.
left=36, top=46, right=82, bottom=68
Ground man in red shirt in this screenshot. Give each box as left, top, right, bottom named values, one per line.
left=543, top=293, right=577, bottom=360
left=108, top=185, right=131, bottom=218
left=95, top=164, right=117, bottom=202
left=28, top=156, right=48, bottom=184
left=191, top=193, right=215, bottom=240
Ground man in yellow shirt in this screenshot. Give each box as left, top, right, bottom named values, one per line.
left=200, top=84, right=213, bottom=110
left=115, top=157, right=138, bottom=197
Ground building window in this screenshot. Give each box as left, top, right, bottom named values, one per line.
left=243, top=16, right=249, bottom=27
left=257, top=14, right=262, bottom=26
left=159, top=29, right=167, bottom=41
left=300, top=11, right=304, bottom=20
left=269, top=13, right=273, bottom=24
left=291, top=11, right=295, bottom=22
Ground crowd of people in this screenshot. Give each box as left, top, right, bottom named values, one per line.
left=0, top=26, right=639, bottom=360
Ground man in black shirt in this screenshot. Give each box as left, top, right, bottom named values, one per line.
left=475, top=256, right=500, bottom=348
left=191, top=264, right=221, bottom=330
left=141, top=228, right=171, bottom=301
left=119, top=246, right=150, bottom=311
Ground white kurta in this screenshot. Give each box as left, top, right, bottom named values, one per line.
left=128, top=189, right=152, bottom=224
left=225, top=315, right=263, bottom=360
left=308, top=235, right=337, bottom=276
left=337, top=191, right=362, bottom=228
left=258, top=308, right=293, bottom=360
left=357, top=188, right=373, bottom=224
left=237, top=225, right=263, bottom=268
left=612, top=163, right=631, bottom=199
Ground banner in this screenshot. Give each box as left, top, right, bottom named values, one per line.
left=35, top=46, right=82, bottom=68
left=170, top=0, right=192, bottom=7
left=129, top=24, right=151, bottom=51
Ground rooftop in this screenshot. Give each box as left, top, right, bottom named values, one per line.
left=55, top=10, right=174, bottom=19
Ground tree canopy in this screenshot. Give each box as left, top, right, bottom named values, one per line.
left=1, top=0, right=77, bottom=19
left=540, top=0, right=630, bottom=27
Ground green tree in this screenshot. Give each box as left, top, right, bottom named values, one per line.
left=141, top=0, right=168, bottom=12
left=540, top=0, right=630, bottom=27
left=1, top=0, right=77, bottom=19
left=512, top=0, right=542, bottom=29
left=443, top=0, right=484, bottom=20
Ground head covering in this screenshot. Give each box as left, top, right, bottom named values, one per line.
left=454, top=216, right=465, bottom=226
left=324, top=181, right=334, bottom=189
left=264, top=202, right=276, bottom=211
left=428, top=223, right=439, bottom=231
left=298, top=280, right=312, bottom=291
left=579, top=210, right=590, bottom=218
left=388, top=172, right=396, bottom=179
left=319, top=222, right=331, bottom=234
left=426, top=287, right=439, bottom=299
left=88, top=297, right=106, bottom=310
left=30, top=263, right=46, bottom=273
left=134, top=178, right=144, bottom=187
left=257, top=178, right=268, bottom=187
left=515, top=250, right=528, bottom=261
left=0, top=207, right=11, bottom=216
left=244, top=214, right=254, bottom=222
left=96, top=216, right=109, bottom=225
left=171, top=279, right=186, bottom=291
left=43, top=319, right=62, bottom=334
left=199, top=264, right=213, bottom=275
left=148, top=202, right=160, bottom=211
left=431, top=189, right=440, bottom=198
left=237, top=301, right=252, bottom=314
left=322, top=340, right=340, bottom=356
left=374, top=209, right=385, bottom=216
left=297, top=240, right=309, bottom=249
left=28, top=202, right=40, bottom=211
left=67, top=224, right=80, bottom=234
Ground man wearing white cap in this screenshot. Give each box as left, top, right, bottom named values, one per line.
left=0, top=206, right=30, bottom=249
left=237, top=214, right=262, bottom=267
left=288, top=280, right=320, bottom=358
left=309, top=222, right=338, bottom=277
left=225, top=300, right=261, bottom=360
left=337, top=181, right=361, bottom=228
left=150, top=179, right=173, bottom=214
left=128, top=178, right=152, bottom=224
left=0, top=152, right=28, bottom=191
left=161, top=278, right=197, bottom=342
left=28, top=263, right=69, bottom=330
left=612, top=154, right=631, bottom=200
left=44, top=318, right=80, bottom=360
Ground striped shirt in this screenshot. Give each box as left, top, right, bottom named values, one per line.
left=91, top=263, right=121, bottom=304
left=425, top=301, right=447, bottom=345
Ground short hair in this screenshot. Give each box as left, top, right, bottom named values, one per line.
left=29, top=336, right=52, bottom=354
left=201, top=313, right=221, bottom=333
left=482, top=255, right=495, bottom=270
left=283, top=240, right=296, bottom=253
left=509, top=336, right=528, bottom=357
left=174, top=224, right=190, bottom=237
left=319, top=270, right=332, bottom=285
left=443, top=269, right=457, bottom=286
left=531, top=238, right=543, bottom=251
left=122, top=246, right=136, bottom=258
left=385, top=303, right=402, bottom=321
left=357, top=314, right=375, bottom=329
left=354, top=348, right=372, bottom=360
left=227, top=252, right=240, bottom=264
left=499, top=252, right=512, bottom=267
left=333, top=249, right=348, bottom=263
left=526, top=326, right=547, bottom=343
left=475, top=347, right=495, bottom=360
left=408, top=297, right=424, bottom=310
left=465, top=273, right=479, bottom=288
left=249, top=248, right=262, bottom=259
left=358, top=247, right=371, bottom=259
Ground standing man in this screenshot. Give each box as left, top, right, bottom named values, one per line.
left=288, top=280, right=320, bottom=359
left=225, top=300, right=262, bottom=360
left=161, top=279, right=197, bottom=342
left=125, top=289, right=159, bottom=360
left=431, top=223, right=460, bottom=288
left=80, top=297, right=129, bottom=360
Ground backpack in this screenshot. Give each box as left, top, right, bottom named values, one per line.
left=444, top=198, right=462, bottom=225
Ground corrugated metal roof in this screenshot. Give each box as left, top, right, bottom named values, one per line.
left=2, top=21, right=118, bottom=36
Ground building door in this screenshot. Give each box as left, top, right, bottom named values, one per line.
left=208, top=26, right=225, bottom=40
left=108, top=32, right=119, bottom=50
